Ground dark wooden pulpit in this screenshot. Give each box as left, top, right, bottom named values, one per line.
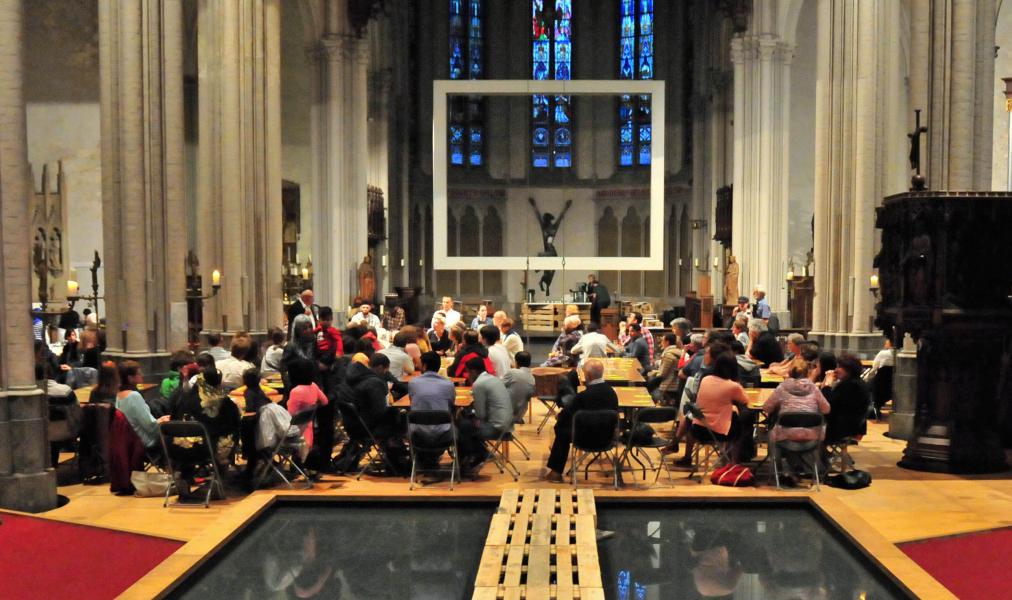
left=874, top=191, right=1012, bottom=473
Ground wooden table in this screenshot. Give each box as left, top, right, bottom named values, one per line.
left=758, top=369, right=784, bottom=388
left=77, top=382, right=157, bottom=404
left=744, top=387, right=774, bottom=410
left=578, top=358, right=646, bottom=386
left=611, top=387, right=655, bottom=409
left=392, top=387, right=473, bottom=409
left=228, top=384, right=283, bottom=412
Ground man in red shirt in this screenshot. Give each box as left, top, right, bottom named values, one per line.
left=313, top=306, right=344, bottom=357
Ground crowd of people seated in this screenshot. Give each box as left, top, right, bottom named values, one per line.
left=36, top=283, right=892, bottom=497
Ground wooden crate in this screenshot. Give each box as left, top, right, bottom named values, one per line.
left=522, top=304, right=558, bottom=333
left=474, top=489, right=603, bottom=600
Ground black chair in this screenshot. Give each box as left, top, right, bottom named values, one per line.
left=770, top=412, right=824, bottom=490
left=77, top=403, right=113, bottom=483
left=570, top=409, right=621, bottom=489
left=157, top=420, right=225, bottom=508
left=254, top=408, right=317, bottom=490
left=619, top=406, right=679, bottom=485
left=683, top=403, right=732, bottom=483
left=871, top=365, right=894, bottom=417
left=406, top=410, right=459, bottom=490
left=336, top=402, right=399, bottom=479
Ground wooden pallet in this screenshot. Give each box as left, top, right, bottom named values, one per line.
left=474, top=489, right=603, bottom=600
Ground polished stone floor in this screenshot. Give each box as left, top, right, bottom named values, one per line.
left=597, top=504, right=903, bottom=599
left=170, top=503, right=494, bottom=600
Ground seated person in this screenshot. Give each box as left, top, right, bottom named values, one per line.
left=542, top=315, right=583, bottom=368
left=379, top=331, right=416, bottom=381
left=260, top=327, right=286, bottom=376
left=206, top=331, right=231, bottom=362
left=571, top=322, right=621, bottom=362
left=340, top=353, right=404, bottom=442
left=349, top=303, right=381, bottom=329
left=863, top=336, right=894, bottom=382
left=502, top=351, right=536, bottom=423
left=89, top=360, right=120, bottom=405
left=116, top=361, right=168, bottom=453
left=448, top=329, right=494, bottom=380
left=171, top=366, right=240, bottom=497
left=286, top=358, right=329, bottom=464
left=381, top=305, right=406, bottom=332
left=39, top=363, right=81, bottom=467
left=500, top=317, right=524, bottom=361
left=623, top=323, right=651, bottom=372
left=216, top=336, right=256, bottom=389
left=650, top=333, right=683, bottom=406
left=458, top=358, right=513, bottom=473
left=426, top=313, right=453, bottom=356
left=160, top=349, right=196, bottom=407
left=731, top=315, right=750, bottom=348
left=690, top=350, right=749, bottom=462
left=242, top=367, right=274, bottom=415
left=544, top=359, right=618, bottom=482
left=407, top=352, right=457, bottom=467
left=768, top=333, right=806, bottom=377
left=764, top=357, right=831, bottom=484
left=730, top=340, right=761, bottom=386
left=480, top=325, right=512, bottom=380
left=470, top=304, right=493, bottom=330
left=822, top=353, right=870, bottom=443
left=746, top=318, right=784, bottom=365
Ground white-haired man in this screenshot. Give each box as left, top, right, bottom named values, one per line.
left=287, top=289, right=318, bottom=337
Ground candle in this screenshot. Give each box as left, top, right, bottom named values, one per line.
left=786, top=269, right=794, bottom=281
left=677, top=258, right=683, bottom=267
left=301, top=267, right=309, bottom=280
left=212, top=269, right=221, bottom=286
left=713, top=256, right=719, bottom=268
left=67, top=280, right=79, bottom=295
left=693, top=258, right=700, bottom=268
left=870, top=274, right=879, bottom=289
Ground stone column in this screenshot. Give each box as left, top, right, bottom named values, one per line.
left=730, top=34, right=793, bottom=312
left=196, top=0, right=283, bottom=336
left=309, top=14, right=371, bottom=310
left=911, top=0, right=997, bottom=191
left=0, top=0, right=56, bottom=512
left=99, top=0, right=188, bottom=366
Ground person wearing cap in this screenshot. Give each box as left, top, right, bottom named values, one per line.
left=730, top=295, right=751, bottom=320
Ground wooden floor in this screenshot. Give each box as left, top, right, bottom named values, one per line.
left=44, top=401, right=1012, bottom=550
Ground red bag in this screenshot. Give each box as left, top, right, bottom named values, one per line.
left=710, top=464, right=754, bottom=486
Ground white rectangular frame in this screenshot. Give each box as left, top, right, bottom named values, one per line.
left=432, top=79, right=665, bottom=271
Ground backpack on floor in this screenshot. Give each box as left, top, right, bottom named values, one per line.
left=827, top=469, right=872, bottom=489
left=710, top=464, right=755, bottom=487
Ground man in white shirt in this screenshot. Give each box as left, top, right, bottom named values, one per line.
left=350, top=303, right=381, bottom=328
left=480, top=325, right=512, bottom=379
left=570, top=322, right=620, bottom=364
left=432, top=296, right=462, bottom=329
left=216, top=336, right=255, bottom=388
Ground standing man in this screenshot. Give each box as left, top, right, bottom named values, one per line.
left=586, top=274, right=610, bottom=326
left=752, top=286, right=771, bottom=322
left=287, top=289, right=318, bottom=337
left=433, top=296, right=462, bottom=329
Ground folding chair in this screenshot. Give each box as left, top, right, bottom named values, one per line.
left=770, top=412, right=824, bottom=490
left=532, top=369, right=565, bottom=434
left=479, top=425, right=521, bottom=481
left=619, top=406, right=679, bottom=485
left=570, top=409, right=621, bottom=490
left=825, top=437, right=859, bottom=473
left=407, top=410, right=459, bottom=490
left=507, top=397, right=532, bottom=460
left=157, top=420, right=226, bottom=508
left=682, top=403, right=732, bottom=483
left=336, top=402, right=399, bottom=479
left=254, top=408, right=317, bottom=490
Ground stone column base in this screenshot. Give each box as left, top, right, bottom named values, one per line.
left=0, top=471, right=57, bottom=513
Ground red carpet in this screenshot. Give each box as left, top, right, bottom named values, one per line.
left=899, top=527, right=1012, bottom=599
left=0, top=512, right=182, bottom=600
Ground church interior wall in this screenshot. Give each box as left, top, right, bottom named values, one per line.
left=281, top=0, right=314, bottom=263
left=24, top=0, right=105, bottom=315
left=992, top=0, right=1012, bottom=190
left=787, top=0, right=817, bottom=270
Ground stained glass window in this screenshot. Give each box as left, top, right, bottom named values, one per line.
left=449, top=0, right=484, bottom=166
left=619, top=0, right=652, bottom=166
left=531, top=0, right=572, bottom=169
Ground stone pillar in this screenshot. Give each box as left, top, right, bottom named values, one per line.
left=730, top=34, right=793, bottom=312
left=196, top=0, right=283, bottom=336
left=99, top=0, right=188, bottom=367
left=889, top=333, right=918, bottom=441
left=309, top=8, right=371, bottom=310
left=0, top=0, right=56, bottom=512
left=911, top=0, right=997, bottom=191
left=810, top=0, right=907, bottom=352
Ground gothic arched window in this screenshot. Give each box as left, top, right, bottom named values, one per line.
left=618, top=0, right=653, bottom=167
left=449, top=0, right=484, bottom=166
left=531, top=0, right=572, bottom=169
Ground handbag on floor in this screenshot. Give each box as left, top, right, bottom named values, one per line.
left=827, top=469, right=872, bottom=489
left=710, top=464, right=755, bottom=486
left=130, top=470, right=175, bottom=497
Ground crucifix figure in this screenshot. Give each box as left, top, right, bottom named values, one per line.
left=528, top=197, right=573, bottom=297
left=908, top=108, right=928, bottom=191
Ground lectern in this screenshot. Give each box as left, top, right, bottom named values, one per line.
left=874, top=191, right=1012, bottom=473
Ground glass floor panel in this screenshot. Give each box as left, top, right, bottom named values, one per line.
left=597, top=504, right=905, bottom=600
left=170, top=502, right=493, bottom=600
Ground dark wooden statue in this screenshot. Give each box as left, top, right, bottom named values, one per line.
left=528, top=197, right=573, bottom=297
